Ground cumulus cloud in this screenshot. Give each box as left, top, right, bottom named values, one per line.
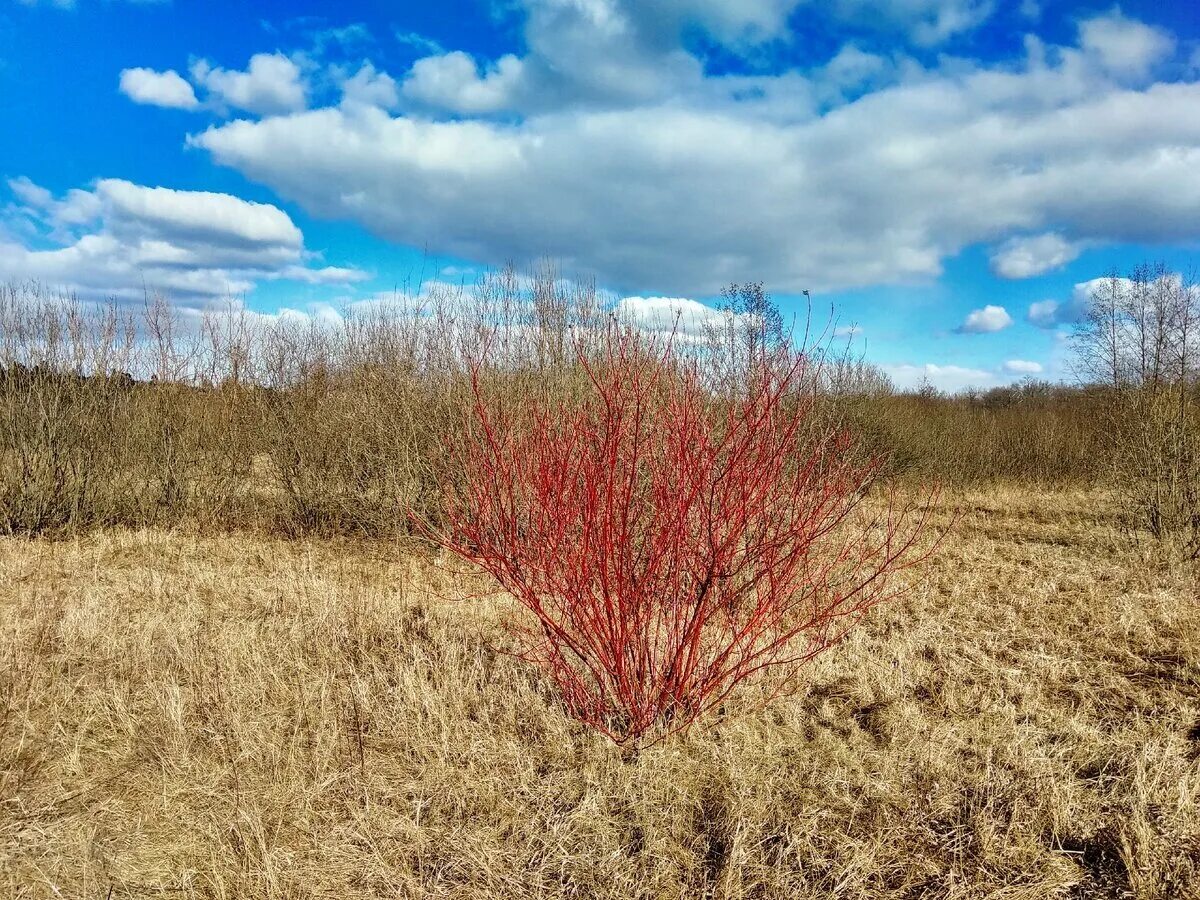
left=7, top=176, right=101, bottom=231
left=402, top=3, right=702, bottom=115
left=615, top=295, right=739, bottom=336
left=191, top=53, right=307, bottom=116
left=7, top=177, right=53, bottom=210
left=1026, top=276, right=1126, bottom=328
left=0, top=178, right=366, bottom=300
left=828, top=0, right=995, bottom=46
left=667, top=0, right=803, bottom=43
left=990, top=233, right=1082, bottom=279
left=97, top=179, right=303, bottom=250
left=398, top=0, right=988, bottom=119
left=119, top=68, right=199, bottom=109
left=1079, top=10, right=1175, bottom=78
left=1028, top=272, right=1200, bottom=333
left=529, top=0, right=804, bottom=53
left=1027, top=299, right=1065, bottom=328
left=886, top=362, right=994, bottom=393
left=956, top=304, right=1013, bottom=334
left=1002, top=359, right=1043, bottom=374
left=280, top=265, right=369, bottom=285
left=182, top=8, right=1200, bottom=296
left=403, top=52, right=527, bottom=115
left=338, top=63, right=400, bottom=110
left=815, top=45, right=896, bottom=104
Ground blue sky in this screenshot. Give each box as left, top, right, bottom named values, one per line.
left=1, top=0, right=1198, bottom=390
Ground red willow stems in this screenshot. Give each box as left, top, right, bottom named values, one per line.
left=434, top=325, right=938, bottom=746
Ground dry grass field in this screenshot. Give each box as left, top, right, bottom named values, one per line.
left=1, top=487, right=1198, bottom=899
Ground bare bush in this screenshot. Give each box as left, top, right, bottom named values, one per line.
left=0, top=285, right=138, bottom=533
left=0, top=271, right=1117, bottom=538
left=431, top=321, right=938, bottom=745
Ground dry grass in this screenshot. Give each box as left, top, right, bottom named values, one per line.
left=1, top=488, right=1198, bottom=899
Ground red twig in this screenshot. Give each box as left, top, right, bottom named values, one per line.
left=429, top=321, right=940, bottom=746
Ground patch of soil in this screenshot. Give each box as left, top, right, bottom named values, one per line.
left=1060, top=831, right=1133, bottom=899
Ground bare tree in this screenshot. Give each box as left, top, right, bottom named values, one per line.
left=1072, top=260, right=1200, bottom=556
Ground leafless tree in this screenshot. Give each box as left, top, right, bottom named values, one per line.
left=1072, top=261, right=1200, bottom=556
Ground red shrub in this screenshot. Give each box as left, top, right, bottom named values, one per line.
left=433, top=327, right=937, bottom=745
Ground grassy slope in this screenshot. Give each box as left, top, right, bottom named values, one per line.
left=1, top=489, right=1198, bottom=899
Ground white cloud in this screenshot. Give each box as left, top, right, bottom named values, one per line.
left=545, top=0, right=996, bottom=50
left=191, top=53, right=307, bottom=116
left=96, top=179, right=303, bottom=250
left=1079, top=10, right=1175, bottom=79
left=308, top=23, right=373, bottom=56
left=829, top=0, right=995, bottom=46
left=525, top=0, right=806, bottom=51
left=339, top=63, right=399, bottom=110
left=396, top=0, right=981, bottom=120
left=887, top=362, right=994, bottom=393
left=1027, top=298, right=1064, bottom=328
left=119, top=67, right=199, bottom=109
left=1027, top=274, right=1156, bottom=329
left=7, top=176, right=101, bottom=230
left=185, top=12, right=1200, bottom=296
left=402, top=0, right=781, bottom=117
left=403, top=52, right=527, bottom=115
left=834, top=324, right=862, bottom=337
left=956, top=304, right=1013, bottom=334
left=279, top=265, right=370, bottom=285
left=990, top=232, right=1082, bottom=279
left=1002, top=359, right=1043, bottom=374
left=615, top=295, right=735, bottom=336
left=395, top=29, right=445, bottom=57
left=817, top=45, right=891, bottom=100
left=7, top=176, right=53, bottom=209
left=1027, top=276, right=1132, bottom=329
left=666, top=0, right=803, bottom=43
left=1, top=178, right=366, bottom=300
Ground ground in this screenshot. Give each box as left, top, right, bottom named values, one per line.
left=1, top=489, right=1198, bottom=899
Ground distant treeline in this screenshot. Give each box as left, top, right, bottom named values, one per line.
left=0, top=277, right=1117, bottom=537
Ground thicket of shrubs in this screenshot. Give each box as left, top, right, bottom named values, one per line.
left=0, top=275, right=1123, bottom=538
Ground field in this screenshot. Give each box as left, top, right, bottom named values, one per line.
left=2, top=488, right=1198, bottom=899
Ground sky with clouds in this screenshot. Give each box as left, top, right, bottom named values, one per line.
left=1, top=0, right=1198, bottom=391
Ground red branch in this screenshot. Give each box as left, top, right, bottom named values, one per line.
left=430, top=325, right=939, bottom=745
